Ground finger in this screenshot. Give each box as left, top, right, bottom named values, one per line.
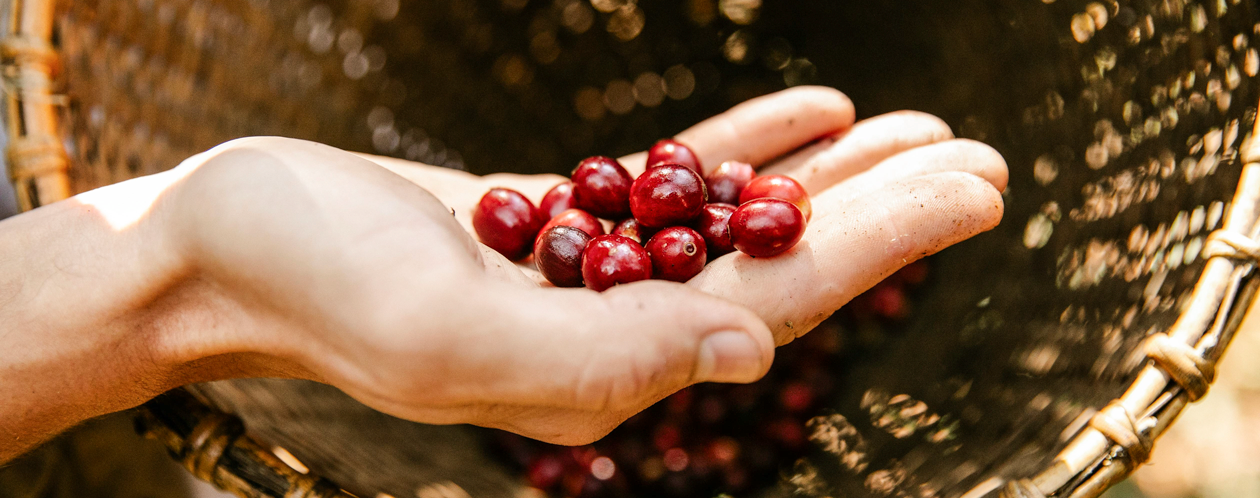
left=690, top=172, right=1004, bottom=345
left=420, top=280, right=774, bottom=413
left=758, top=110, right=956, bottom=193
left=620, top=86, right=856, bottom=176
left=819, top=139, right=1009, bottom=202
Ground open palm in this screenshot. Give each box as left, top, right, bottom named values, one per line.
left=166, top=87, right=1004, bottom=446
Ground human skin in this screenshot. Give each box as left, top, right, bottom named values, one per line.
left=0, top=87, right=1006, bottom=463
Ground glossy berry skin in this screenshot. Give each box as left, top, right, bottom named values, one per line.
left=571, top=156, right=634, bottom=219
left=473, top=188, right=544, bottom=261
left=692, top=203, right=737, bottom=258
left=705, top=161, right=756, bottom=205
left=540, top=208, right=605, bottom=239
left=646, top=227, right=707, bottom=282
left=647, top=139, right=702, bottom=174
left=540, top=182, right=577, bottom=219
left=728, top=198, right=806, bottom=258
left=611, top=218, right=656, bottom=244
left=534, top=226, right=593, bottom=288
left=582, top=235, right=652, bottom=291
left=739, top=174, right=812, bottom=221
left=629, top=163, right=708, bottom=228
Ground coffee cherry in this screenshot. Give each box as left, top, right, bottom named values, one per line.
left=540, top=182, right=577, bottom=219
left=630, top=163, right=707, bottom=228
left=612, top=218, right=656, bottom=244
left=473, top=188, right=543, bottom=261
left=728, top=199, right=806, bottom=258
left=572, top=156, right=634, bottom=219
left=528, top=454, right=566, bottom=489
left=582, top=235, right=652, bottom=291
left=541, top=208, right=605, bottom=239
left=739, top=175, right=812, bottom=221
left=647, top=139, right=702, bottom=174
left=646, top=227, right=707, bottom=282
left=705, top=161, right=756, bottom=205
left=692, top=203, right=737, bottom=259
left=535, top=226, right=594, bottom=288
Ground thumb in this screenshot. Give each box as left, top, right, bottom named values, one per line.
left=459, top=280, right=775, bottom=413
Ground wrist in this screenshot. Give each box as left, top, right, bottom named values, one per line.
left=0, top=170, right=193, bottom=460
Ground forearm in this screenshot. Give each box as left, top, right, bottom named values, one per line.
left=0, top=171, right=193, bottom=462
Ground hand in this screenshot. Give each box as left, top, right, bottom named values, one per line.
left=161, top=87, right=1004, bottom=445
left=368, top=86, right=1007, bottom=345
left=0, top=88, right=1004, bottom=461
left=140, top=136, right=772, bottom=446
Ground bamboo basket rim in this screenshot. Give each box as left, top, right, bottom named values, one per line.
left=5, top=1, right=1260, bottom=498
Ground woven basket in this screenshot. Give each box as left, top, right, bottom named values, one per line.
left=5, top=1, right=1260, bottom=497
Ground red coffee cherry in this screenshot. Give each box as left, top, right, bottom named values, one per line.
left=728, top=198, right=806, bottom=258
left=611, top=217, right=656, bottom=244
left=629, top=163, right=707, bottom=228
left=582, top=235, right=652, bottom=291
left=540, top=181, right=577, bottom=219
left=647, top=139, right=702, bottom=174
left=646, top=227, right=707, bottom=282
left=534, top=226, right=593, bottom=288
left=540, top=208, right=605, bottom=239
left=572, top=156, right=634, bottom=219
left=473, top=188, right=543, bottom=261
left=739, top=175, right=812, bottom=221
left=705, top=161, right=756, bottom=205
left=692, top=203, right=737, bottom=258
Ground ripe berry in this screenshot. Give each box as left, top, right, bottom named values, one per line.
left=646, top=227, right=707, bottom=282
left=535, top=226, right=594, bottom=288
left=692, top=203, right=737, bottom=259
left=541, top=208, right=605, bottom=239
left=582, top=235, right=652, bottom=291
left=728, top=199, right=806, bottom=258
left=612, top=218, right=656, bottom=244
left=540, top=182, right=577, bottom=219
left=647, top=139, right=702, bottom=174
left=705, top=161, right=756, bottom=205
left=739, top=175, right=812, bottom=221
left=473, top=188, right=543, bottom=261
left=629, top=163, right=707, bottom=228
left=528, top=454, right=566, bottom=489
left=572, top=157, right=634, bottom=219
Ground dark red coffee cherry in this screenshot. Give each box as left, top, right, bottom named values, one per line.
left=528, top=454, right=566, bottom=490
left=582, top=235, right=652, bottom=291
left=473, top=188, right=544, bottom=261
left=540, top=181, right=577, bottom=219
left=646, top=227, right=707, bottom=282
left=739, top=175, right=812, bottom=221
left=541, top=208, right=605, bottom=239
left=629, top=163, right=707, bottom=228
left=692, top=203, right=737, bottom=258
left=647, top=139, right=702, bottom=174
left=728, top=198, right=806, bottom=258
left=572, top=156, right=633, bottom=219
left=534, top=226, right=593, bottom=288
left=705, top=161, right=756, bottom=205
left=612, top=218, right=656, bottom=244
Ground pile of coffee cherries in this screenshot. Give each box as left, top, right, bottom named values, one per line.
left=473, top=139, right=811, bottom=290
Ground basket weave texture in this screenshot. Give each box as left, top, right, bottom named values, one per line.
left=5, top=1, right=1260, bottom=498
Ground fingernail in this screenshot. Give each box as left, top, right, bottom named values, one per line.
left=695, top=331, right=765, bottom=383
